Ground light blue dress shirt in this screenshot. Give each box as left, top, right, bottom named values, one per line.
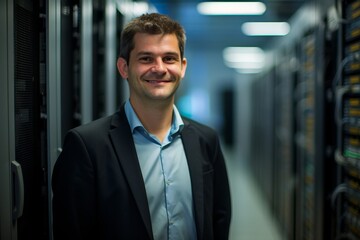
left=125, top=100, right=197, bottom=240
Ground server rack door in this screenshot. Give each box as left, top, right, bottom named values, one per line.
left=13, top=0, right=49, bottom=239
left=0, top=0, right=17, bottom=239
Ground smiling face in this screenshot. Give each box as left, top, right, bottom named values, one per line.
left=117, top=33, right=187, bottom=106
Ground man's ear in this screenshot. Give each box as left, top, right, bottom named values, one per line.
left=181, top=57, right=187, bottom=79
left=117, top=57, right=128, bottom=79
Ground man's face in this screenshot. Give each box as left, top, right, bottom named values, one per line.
left=117, top=33, right=187, bottom=105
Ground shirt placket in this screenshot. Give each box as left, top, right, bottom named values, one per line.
left=159, top=141, right=173, bottom=239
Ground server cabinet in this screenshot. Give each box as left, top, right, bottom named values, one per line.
left=295, top=30, right=317, bottom=240
left=0, top=0, right=53, bottom=239
left=60, top=0, right=122, bottom=140
left=250, top=70, right=275, bottom=208
left=294, top=22, right=335, bottom=239
left=13, top=0, right=47, bottom=239
left=92, top=0, right=119, bottom=118
left=333, top=0, right=360, bottom=238
left=60, top=0, right=82, bottom=139
left=247, top=3, right=339, bottom=240
left=0, top=0, right=17, bottom=239
left=0, top=0, right=63, bottom=239
left=321, top=10, right=340, bottom=240
left=273, top=48, right=297, bottom=240
left=14, top=0, right=50, bottom=239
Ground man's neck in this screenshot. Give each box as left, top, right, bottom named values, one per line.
left=130, top=98, right=174, bottom=142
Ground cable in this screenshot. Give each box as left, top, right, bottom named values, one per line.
left=331, top=183, right=348, bottom=209
left=332, top=53, right=360, bottom=90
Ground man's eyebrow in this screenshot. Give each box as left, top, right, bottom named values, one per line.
left=165, top=52, right=181, bottom=57
left=136, top=51, right=180, bottom=57
left=136, top=51, right=152, bottom=56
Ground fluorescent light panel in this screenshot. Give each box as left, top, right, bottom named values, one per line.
left=223, top=47, right=264, bottom=63
left=242, top=22, right=290, bottom=36
left=197, top=2, right=266, bottom=15
left=117, top=1, right=150, bottom=15
left=223, top=47, right=265, bottom=72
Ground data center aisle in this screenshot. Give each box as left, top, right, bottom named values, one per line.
left=224, top=149, right=283, bottom=240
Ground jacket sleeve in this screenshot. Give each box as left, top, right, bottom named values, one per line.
left=213, top=135, right=232, bottom=240
left=52, top=130, right=98, bottom=240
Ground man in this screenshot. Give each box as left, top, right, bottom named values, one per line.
left=52, top=13, right=231, bottom=240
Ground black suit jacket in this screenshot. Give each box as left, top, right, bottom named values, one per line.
left=52, top=106, right=231, bottom=240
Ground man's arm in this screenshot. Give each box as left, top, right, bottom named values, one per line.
left=213, top=136, right=232, bottom=240
left=52, top=130, right=97, bottom=240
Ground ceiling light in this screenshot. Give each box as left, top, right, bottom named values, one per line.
left=223, top=47, right=264, bottom=63
left=242, top=22, right=290, bottom=36
left=223, top=47, right=265, bottom=72
left=197, top=2, right=266, bottom=15
left=225, top=61, right=265, bottom=69
left=117, top=1, right=150, bottom=16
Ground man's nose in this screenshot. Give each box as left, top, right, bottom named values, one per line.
left=151, top=59, right=166, bottom=72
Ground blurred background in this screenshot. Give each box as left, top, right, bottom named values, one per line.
left=1, top=0, right=360, bottom=239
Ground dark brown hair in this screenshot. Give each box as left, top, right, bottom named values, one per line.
left=119, top=13, right=186, bottom=63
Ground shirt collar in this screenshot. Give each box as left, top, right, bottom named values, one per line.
left=124, top=99, right=184, bottom=136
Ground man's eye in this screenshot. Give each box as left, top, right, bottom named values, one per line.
left=163, top=56, right=177, bottom=63
left=139, top=57, right=152, bottom=62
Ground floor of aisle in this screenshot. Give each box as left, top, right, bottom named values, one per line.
left=224, top=150, right=283, bottom=240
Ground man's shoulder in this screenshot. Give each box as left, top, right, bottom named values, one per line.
left=72, top=114, right=114, bottom=134
left=62, top=113, right=125, bottom=149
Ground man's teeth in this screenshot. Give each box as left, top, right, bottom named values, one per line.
left=147, top=80, right=166, bottom=83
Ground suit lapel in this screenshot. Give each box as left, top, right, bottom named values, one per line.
left=109, top=108, right=153, bottom=240
left=181, top=123, right=204, bottom=240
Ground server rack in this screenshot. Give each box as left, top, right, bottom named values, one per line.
left=92, top=0, right=106, bottom=118
left=0, top=0, right=16, bottom=239
left=1, top=0, right=124, bottom=239
left=295, top=30, right=317, bottom=240
left=61, top=0, right=122, bottom=139
left=333, top=0, right=360, bottom=238
left=294, top=22, right=336, bottom=239
left=321, top=9, right=340, bottom=240
left=13, top=0, right=50, bottom=239
left=273, top=48, right=297, bottom=240
left=92, top=0, right=120, bottom=118
left=247, top=3, right=341, bottom=239
left=60, top=0, right=82, bottom=140
left=1, top=1, right=63, bottom=239
left=250, top=69, right=275, bottom=210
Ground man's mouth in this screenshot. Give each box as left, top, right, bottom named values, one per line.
left=145, top=80, right=171, bottom=83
